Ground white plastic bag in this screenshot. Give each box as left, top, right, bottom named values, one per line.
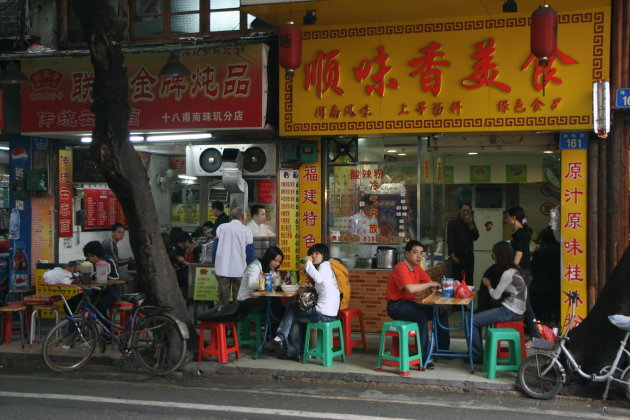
left=44, top=267, right=73, bottom=285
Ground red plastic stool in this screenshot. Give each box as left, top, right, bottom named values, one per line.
left=0, top=305, right=27, bottom=347
left=495, top=320, right=527, bottom=361
left=198, top=321, right=240, bottom=363
left=109, top=301, right=134, bottom=329
left=335, top=308, right=367, bottom=356
left=384, top=329, right=419, bottom=362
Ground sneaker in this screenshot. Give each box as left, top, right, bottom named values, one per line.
left=425, top=360, right=435, bottom=370
left=266, top=338, right=284, bottom=352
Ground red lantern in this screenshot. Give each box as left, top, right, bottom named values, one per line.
left=530, top=4, right=558, bottom=66
left=279, top=22, right=302, bottom=76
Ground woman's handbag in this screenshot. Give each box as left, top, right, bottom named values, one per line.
left=297, top=287, right=318, bottom=311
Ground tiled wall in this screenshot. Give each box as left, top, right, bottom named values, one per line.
left=348, top=264, right=446, bottom=333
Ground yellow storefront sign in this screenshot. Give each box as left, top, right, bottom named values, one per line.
left=560, top=143, right=588, bottom=328
left=299, top=141, right=323, bottom=258
left=281, top=9, right=610, bottom=136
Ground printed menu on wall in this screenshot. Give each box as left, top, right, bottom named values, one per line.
left=83, top=188, right=126, bottom=230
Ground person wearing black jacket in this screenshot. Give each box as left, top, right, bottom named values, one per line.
left=209, top=201, right=229, bottom=239
left=447, top=203, right=479, bottom=282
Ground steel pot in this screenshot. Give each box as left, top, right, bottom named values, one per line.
left=376, top=246, right=397, bottom=269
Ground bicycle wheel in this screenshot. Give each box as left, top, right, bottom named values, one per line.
left=621, top=366, right=630, bottom=401
left=43, top=319, right=98, bottom=373
left=518, top=353, right=563, bottom=399
left=132, top=314, right=187, bottom=375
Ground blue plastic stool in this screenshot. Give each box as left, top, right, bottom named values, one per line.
left=376, top=320, right=423, bottom=376
left=303, top=320, right=346, bottom=367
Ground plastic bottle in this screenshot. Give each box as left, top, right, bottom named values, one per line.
left=258, top=272, right=265, bottom=291
left=299, top=257, right=307, bottom=264
left=95, top=260, right=110, bottom=284
left=8, top=208, right=20, bottom=239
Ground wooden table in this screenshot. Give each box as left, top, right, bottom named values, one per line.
left=421, top=291, right=476, bottom=373
left=250, top=289, right=298, bottom=359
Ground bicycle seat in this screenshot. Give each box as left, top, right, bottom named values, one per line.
left=608, top=314, right=630, bottom=331
left=121, top=293, right=146, bottom=305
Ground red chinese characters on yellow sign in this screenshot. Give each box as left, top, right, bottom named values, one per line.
left=58, top=150, right=73, bottom=237
left=560, top=149, right=588, bottom=328
left=299, top=152, right=322, bottom=257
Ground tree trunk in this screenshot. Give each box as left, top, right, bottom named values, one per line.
left=567, top=246, right=630, bottom=375
left=71, top=1, right=196, bottom=343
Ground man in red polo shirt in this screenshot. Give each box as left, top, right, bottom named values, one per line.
left=386, top=240, right=450, bottom=369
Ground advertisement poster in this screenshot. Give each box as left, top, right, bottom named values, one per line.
left=31, top=198, right=55, bottom=276
left=470, top=165, right=491, bottom=183
left=506, top=164, right=528, bottom=183
left=278, top=169, right=300, bottom=271
left=193, top=266, right=219, bottom=301
left=8, top=136, right=32, bottom=290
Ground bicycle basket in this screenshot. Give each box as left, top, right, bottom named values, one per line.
left=531, top=337, right=557, bottom=350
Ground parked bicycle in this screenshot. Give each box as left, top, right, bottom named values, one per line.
left=43, top=282, right=189, bottom=376
left=518, top=290, right=630, bottom=401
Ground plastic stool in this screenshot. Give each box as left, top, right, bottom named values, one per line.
left=198, top=321, right=240, bottom=363
left=376, top=320, right=423, bottom=376
left=0, top=305, right=27, bottom=347
left=483, top=328, right=523, bottom=379
left=494, top=320, right=527, bottom=361
left=237, top=312, right=264, bottom=348
left=336, top=308, right=367, bottom=356
left=29, top=304, right=61, bottom=345
left=303, top=320, right=346, bottom=367
left=109, top=301, right=134, bottom=329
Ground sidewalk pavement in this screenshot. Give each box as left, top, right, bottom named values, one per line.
left=0, top=329, right=523, bottom=394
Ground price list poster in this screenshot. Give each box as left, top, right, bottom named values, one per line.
left=279, top=169, right=299, bottom=271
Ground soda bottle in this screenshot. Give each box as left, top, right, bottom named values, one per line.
left=8, top=208, right=20, bottom=239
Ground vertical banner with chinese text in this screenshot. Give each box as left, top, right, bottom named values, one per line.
left=31, top=197, right=55, bottom=277
left=560, top=133, right=588, bottom=328
left=58, top=149, right=73, bottom=237
left=299, top=141, right=322, bottom=259
left=9, top=136, right=32, bottom=290
left=279, top=169, right=300, bottom=271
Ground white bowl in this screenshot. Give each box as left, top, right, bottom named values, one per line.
left=281, top=284, right=300, bottom=293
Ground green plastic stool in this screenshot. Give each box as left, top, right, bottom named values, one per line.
left=376, top=320, right=423, bottom=376
left=483, top=327, right=523, bottom=379
left=236, top=312, right=264, bottom=348
left=302, top=320, right=346, bottom=367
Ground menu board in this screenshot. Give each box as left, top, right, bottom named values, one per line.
left=83, top=188, right=126, bottom=230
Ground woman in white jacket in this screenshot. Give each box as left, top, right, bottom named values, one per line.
left=271, top=243, right=340, bottom=360
left=237, top=246, right=284, bottom=316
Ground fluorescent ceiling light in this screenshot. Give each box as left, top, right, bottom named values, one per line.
left=81, top=137, right=92, bottom=143
left=543, top=150, right=554, bottom=154
left=130, top=136, right=144, bottom=142
left=467, top=152, right=478, bottom=155
left=386, top=149, right=397, bottom=153
left=177, top=174, right=197, bottom=180
left=397, top=153, right=407, bottom=156
left=0, top=146, right=9, bottom=151
left=146, top=133, right=212, bottom=142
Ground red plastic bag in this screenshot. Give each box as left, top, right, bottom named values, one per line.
left=537, top=323, right=557, bottom=342
left=454, top=277, right=474, bottom=298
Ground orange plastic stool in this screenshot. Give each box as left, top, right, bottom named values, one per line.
left=198, top=321, right=240, bottom=363
left=335, top=308, right=367, bottom=356
left=109, top=301, right=134, bottom=329
left=495, top=320, right=527, bottom=361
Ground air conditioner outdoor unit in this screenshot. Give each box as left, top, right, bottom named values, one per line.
left=186, top=144, right=276, bottom=177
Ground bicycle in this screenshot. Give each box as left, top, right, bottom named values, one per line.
left=42, top=282, right=189, bottom=376
left=518, top=290, right=630, bottom=401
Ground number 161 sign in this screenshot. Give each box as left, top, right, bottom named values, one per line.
left=560, top=132, right=588, bottom=150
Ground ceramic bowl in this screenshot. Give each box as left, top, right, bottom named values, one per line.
left=281, top=284, right=300, bottom=293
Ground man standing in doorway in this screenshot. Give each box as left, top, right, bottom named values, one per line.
left=447, top=203, right=479, bottom=282
left=209, top=201, right=230, bottom=239
left=247, top=205, right=274, bottom=237
left=212, top=207, right=254, bottom=305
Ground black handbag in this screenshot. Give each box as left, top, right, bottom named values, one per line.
left=197, top=302, right=243, bottom=323
left=297, top=287, right=318, bottom=311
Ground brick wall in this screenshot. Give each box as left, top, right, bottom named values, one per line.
left=349, top=264, right=446, bottom=333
